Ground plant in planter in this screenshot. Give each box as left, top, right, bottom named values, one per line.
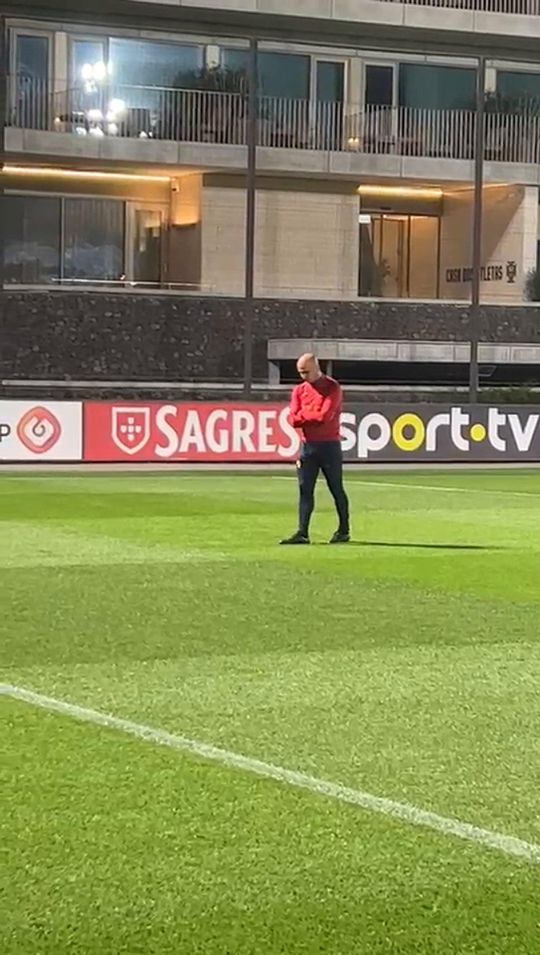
left=157, top=67, right=249, bottom=145
left=525, top=268, right=540, bottom=302
left=484, top=91, right=540, bottom=163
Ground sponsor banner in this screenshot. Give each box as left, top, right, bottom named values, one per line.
left=84, top=402, right=300, bottom=462
left=83, top=401, right=540, bottom=463
left=0, top=401, right=83, bottom=461
left=341, top=404, right=540, bottom=462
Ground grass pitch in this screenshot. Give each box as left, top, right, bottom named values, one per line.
left=2, top=469, right=540, bottom=954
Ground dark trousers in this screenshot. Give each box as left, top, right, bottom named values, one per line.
left=297, top=441, right=350, bottom=537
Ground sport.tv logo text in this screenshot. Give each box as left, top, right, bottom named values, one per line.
left=341, top=407, right=540, bottom=459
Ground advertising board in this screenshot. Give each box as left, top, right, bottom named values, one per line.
left=0, top=402, right=82, bottom=461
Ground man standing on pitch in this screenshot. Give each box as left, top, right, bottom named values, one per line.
left=281, top=353, right=350, bottom=545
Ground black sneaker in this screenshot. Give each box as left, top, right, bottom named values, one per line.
left=280, top=532, right=310, bottom=545
left=329, top=531, right=350, bottom=544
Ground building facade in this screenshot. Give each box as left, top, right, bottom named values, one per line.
left=2, top=0, right=540, bottom=304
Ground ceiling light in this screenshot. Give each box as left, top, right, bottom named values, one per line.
left=2, top=165, right=171, bottom=183
left=358, top=185, right=443, bottom=200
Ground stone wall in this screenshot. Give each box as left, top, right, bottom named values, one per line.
left=2, top=290, right=540, bottom=383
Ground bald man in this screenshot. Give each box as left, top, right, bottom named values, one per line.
left=280, top=354, right=350, bottom=545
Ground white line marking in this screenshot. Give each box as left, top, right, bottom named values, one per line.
left=351, top=480, right=540, bottom=499
left=3, top=682, right=539, bottom=866
left=272, top=477, right=540, bottom=498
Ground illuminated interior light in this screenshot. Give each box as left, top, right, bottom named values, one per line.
left=358, top=185, right=443, bottom=200
left=108, top=99, right=126, bottom=117
left=3, top=165, right=171, bottom=183
left=93, top=61, right=107, bottom=82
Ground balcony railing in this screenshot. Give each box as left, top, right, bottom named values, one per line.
left=381, top=0, right=539, bottom=12
left=7, top=78, right=540, bottom=166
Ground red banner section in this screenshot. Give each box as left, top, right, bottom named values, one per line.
left=84, top=402, right=300, bottom=462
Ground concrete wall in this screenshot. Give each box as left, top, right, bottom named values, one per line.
left=6, top=128, right=540, bottom=191
left=439, top=184, right=539, bottom=302
left=169, top=175, right=203, bottom=288
left=122, top=0, right=540, bottom=45
left=256, top=188, right=358, bottom=299
left=201, top=180, right=359, bottom=299
left=200, top=184, right=245, bottom=296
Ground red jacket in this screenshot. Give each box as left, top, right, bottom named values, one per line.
left=289, top=376, right=343, bottom=443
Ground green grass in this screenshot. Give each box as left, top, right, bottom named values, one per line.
left=2, top=469, right=540, bottom=954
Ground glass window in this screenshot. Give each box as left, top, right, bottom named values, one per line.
left=496, top=71, right=540, bottom=107
left=365, top=65, right=394, bottom=107
left=4, top=196, right=61, bottom=285
left=14, top=35, right=49, bottom=129
left=222, top=48, right=248, bottom=73
left=15, top=34, right=49, bottom=79
left=109, top=38, right=201, bottom=88
left=70, top=39, right=107, bottom=113
left=399, top=65, right=475, bottom=111
left=2, top=195, right=167, bottom=285
left=71, top=38, right=107, bottom=87
left=259, top=52, right=309, bottom=99
left=106, top=38, right=202, bottom=115
left=223, top=48, right=310, bottom=99
left=316, top=62, right=344, bottom=104
left=63, top=199, right=125, bottom=283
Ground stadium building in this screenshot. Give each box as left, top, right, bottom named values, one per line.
left=3, top=0, right=540, bottom=302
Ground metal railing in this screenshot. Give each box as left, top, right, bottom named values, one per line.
left=8, top=79, right=249, bottom=143
left=7, top=78, right=540, bottom=165
left=381, top=0, right=539, bottom=11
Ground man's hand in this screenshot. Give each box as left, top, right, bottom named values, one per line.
left=291, top=413, right=305, bottom=429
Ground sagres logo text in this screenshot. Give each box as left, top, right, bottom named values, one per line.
left=342, top=407, right=540, bottom=459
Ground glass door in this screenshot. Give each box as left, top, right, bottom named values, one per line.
left=379, top=216, right=407, bottom=297
left=363, top=63, right=396, bottom=151
left=313, top=59, right=345, bottom=149
left=63, top=198, right=125, bottom=285
left=359, top=213, right=439, bottom=299
left=359, top=214, right=407, bottom=297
